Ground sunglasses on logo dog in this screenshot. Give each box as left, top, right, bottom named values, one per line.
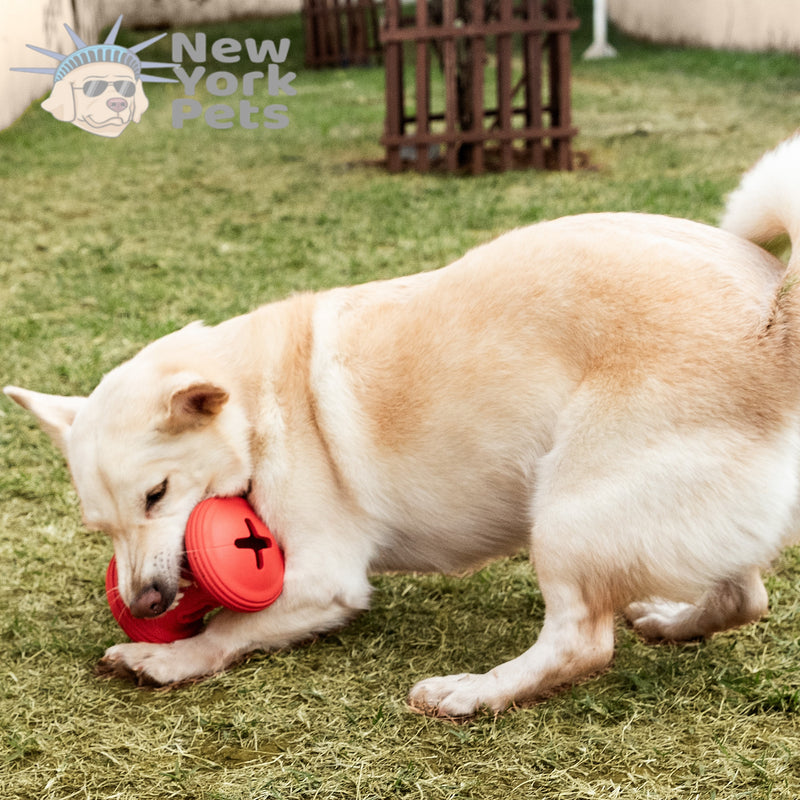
left=79, top=79, right=136, bottom=98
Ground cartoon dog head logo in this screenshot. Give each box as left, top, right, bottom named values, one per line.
left=12, top=16, right=177, bottom=138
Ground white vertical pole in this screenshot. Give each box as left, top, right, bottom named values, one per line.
left=583, top=0, right=618, bottom=59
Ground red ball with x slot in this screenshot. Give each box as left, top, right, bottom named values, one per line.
left=105, top=497, right=284, bottom=643
left=185, top=496, right=284, bottom=611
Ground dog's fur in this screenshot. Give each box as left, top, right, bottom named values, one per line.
left=7, top=137, right=800, bottom=719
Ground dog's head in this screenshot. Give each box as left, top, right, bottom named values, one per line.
left=42, top=60, right=148, bottom=138
left=5, top=326, right=253, bottom=618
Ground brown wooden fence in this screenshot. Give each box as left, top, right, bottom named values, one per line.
left=303, top=0, right=383, bottom=68
left=381, top=0, right=578, bottom=174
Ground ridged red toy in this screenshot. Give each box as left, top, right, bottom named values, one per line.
left=106, top=496, right=284, bottom=643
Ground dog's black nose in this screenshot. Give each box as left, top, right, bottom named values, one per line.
left=130, top=583, right=173, bottom=618
left=107, top=97, right=128, bottom=113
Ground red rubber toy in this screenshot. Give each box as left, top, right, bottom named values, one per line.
left=105, top=496, right=284, bottom=643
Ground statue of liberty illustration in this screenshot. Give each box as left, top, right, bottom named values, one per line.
left=12, top=16, right=177, bottom=137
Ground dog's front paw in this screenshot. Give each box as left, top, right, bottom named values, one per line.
left=96, top=643, right=161, bottom=686
left=97, top=642, right=178, bottom=686
left=407, top=673, right=510, bottom=721
left=96, top=641, right=210, bottom=687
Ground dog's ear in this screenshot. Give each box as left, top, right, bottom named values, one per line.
left=41, top=81, right=76, bottom=122
left=163, top=375, right=229, bottom=433
left=131, top=80, right=149, bottom=123
left=3, top=386, right=86, bottom=458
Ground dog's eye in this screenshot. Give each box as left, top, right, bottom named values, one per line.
left=145, top=479, right=168, bottom=512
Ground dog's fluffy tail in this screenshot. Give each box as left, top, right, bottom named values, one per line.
left=721, top=135, right=800, bottom=344
left=721, top=135, right=800, bottom=251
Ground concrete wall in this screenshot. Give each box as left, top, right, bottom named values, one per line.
left=2, top=0, right=301, bottom=132
left=93, top=0, right=301, bottom=30
left=2, top=0, right=77, bottom=131
left=608, top=0, right=800, bottom=53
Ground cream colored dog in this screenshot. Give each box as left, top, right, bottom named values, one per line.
left=6, top=138, right=800, bottom=719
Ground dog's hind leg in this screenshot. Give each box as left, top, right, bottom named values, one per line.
left=624, top=566, right=769, bottom=642
left=407, top=555, right=616, bottom=720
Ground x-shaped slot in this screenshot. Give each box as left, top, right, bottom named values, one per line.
left=234, top=518, right=271, bottom=569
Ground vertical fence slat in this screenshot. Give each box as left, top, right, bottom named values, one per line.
left=368, top=0, right=381, bottom=63
left=470, top=0, right=486, bottom=174
left=523, top=0, right=544, bottom=168
left=549, top=0, right=573, bottom=169
left=442, top=0, right=459, bottom=171
left=415, top=0, right=431, bottom=170
left=330, top=0, right=343, bottom=65
left=345, top=0, right=357, bottom=62
left=303, top=0, right=315, bottom=67
left=496, top=0, right=514, bottom=171
left=356, top=1, right=367, bottom=60
left=383, top=0, right=403, bottom=172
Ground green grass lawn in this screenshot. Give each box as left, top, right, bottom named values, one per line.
left=2, top=3, right=800, bottom=798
